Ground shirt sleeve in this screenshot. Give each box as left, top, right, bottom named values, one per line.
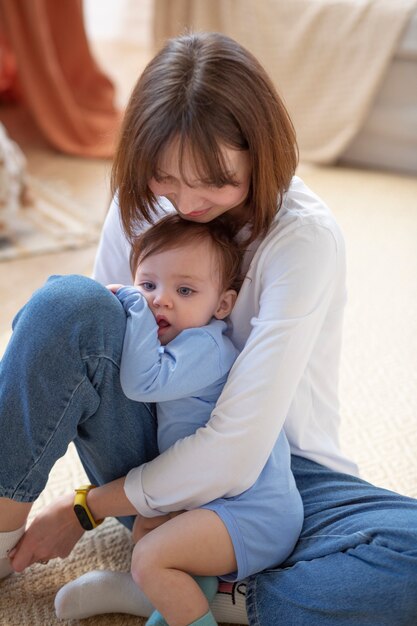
left=92, top=195, right=133, bottom=286
left=124, top=223, right=340, bottom=516
left=118, top=288, right=235, bottom=401
left=92, top=195, right=175, bottom=286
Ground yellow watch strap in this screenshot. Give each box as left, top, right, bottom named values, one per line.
left=73, top=484, right=104, bottom=530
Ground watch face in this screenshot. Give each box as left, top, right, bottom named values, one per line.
left=74, top=504, right=94, bottom=530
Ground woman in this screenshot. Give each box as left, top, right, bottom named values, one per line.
left=1, top=32, right=417, bottom=625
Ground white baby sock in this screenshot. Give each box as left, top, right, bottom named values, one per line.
left=0, top=525, right=25, bottom=579
left=55, top=570, right=154, bottom=619
left=55, top=570, right=249, bottom=624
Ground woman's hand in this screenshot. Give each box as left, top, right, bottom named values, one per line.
left=8, top=493, right=84, bottom=572
left=132, top=510, right=185, bottom=543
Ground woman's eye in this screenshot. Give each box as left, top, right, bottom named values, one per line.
left=201, top=180, right=226, bottom=189
left=153, top=174, right=174, bottom=184
left=202, top=176, right=240, bottom=189
left=177, top=287, right=194, bottom=297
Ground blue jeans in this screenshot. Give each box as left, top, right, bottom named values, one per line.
left=0, top=275, right=158, bottom=528
left=1, top=275, right=417, bottom=624
left=247, top=457, right=417, bottom=625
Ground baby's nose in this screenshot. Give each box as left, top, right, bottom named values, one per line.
left=153, top=290, right=172, bottom=307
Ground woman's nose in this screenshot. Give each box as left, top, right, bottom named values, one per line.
left=176, top=185, right=203, bottom=214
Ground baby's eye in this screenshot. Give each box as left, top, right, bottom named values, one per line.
left=140, top=281, right=155, bottom=291
left=177, top=286, right=194, bottom=297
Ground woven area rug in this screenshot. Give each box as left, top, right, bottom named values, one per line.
left=0, top=164, right=416, bottom=625
left=0, top=176, right=101, bottom=261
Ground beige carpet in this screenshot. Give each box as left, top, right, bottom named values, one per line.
left=0, top=176, right=101, bottom=262
left=0, top=164, right=416, bottom=625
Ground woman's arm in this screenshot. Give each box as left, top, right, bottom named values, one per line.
left=92, top=196, right=344, bottom=517
left=8, top=479, right=162, bottom=572
left=124, top=223, right=342, bottom=516
left=117, top=287, right=237, bottom=401
left=92, top=195, right=133, bottom=285
left=92, top=194, right=174, bottom=285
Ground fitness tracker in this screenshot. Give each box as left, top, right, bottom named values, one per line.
left=73, top=484, right=104, bottom=531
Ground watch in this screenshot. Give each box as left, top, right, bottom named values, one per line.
left=73, top=485, right=104, bottom=531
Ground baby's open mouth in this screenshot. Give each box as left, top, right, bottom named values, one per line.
left=157, top=317, right=171, bottom=333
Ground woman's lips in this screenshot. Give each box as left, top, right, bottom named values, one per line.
left=186, top=207, right=212, bottom=217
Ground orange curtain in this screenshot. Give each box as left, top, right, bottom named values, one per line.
left=0, top=0, right=121, bottom=158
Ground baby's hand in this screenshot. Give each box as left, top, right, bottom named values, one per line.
left=106, top=283, right=124, bottom=294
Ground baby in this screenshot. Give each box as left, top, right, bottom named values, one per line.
left=56, top=214, right=302, bottom=626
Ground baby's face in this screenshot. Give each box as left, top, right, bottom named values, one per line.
left=135, top=239, right=228, bottom=345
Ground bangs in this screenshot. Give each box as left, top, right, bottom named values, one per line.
left=149, top=110, right=247, bottom=188
left=178, top=130, right=243, bottom=188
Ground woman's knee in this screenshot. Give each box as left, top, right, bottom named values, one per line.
left=36, top=274, right=116, bottom=314
left=13, top=275, right=124, bottom=333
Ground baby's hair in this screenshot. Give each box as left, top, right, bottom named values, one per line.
left=131, top=214, right=244, bottom=293
left=112, top=31, right=298, bottom=246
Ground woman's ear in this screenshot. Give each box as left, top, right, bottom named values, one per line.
left=214, top=289, right=237, bottom=320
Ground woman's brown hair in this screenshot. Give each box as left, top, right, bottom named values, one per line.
left=112, top=31, right=298, bottom=245
left=131, top=214, right=244, bottom=293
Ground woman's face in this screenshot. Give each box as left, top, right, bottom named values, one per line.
left=148, top=139, right=251, bottom=224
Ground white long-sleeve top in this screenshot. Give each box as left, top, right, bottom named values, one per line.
left=93, top=176, right=358, bottom=517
